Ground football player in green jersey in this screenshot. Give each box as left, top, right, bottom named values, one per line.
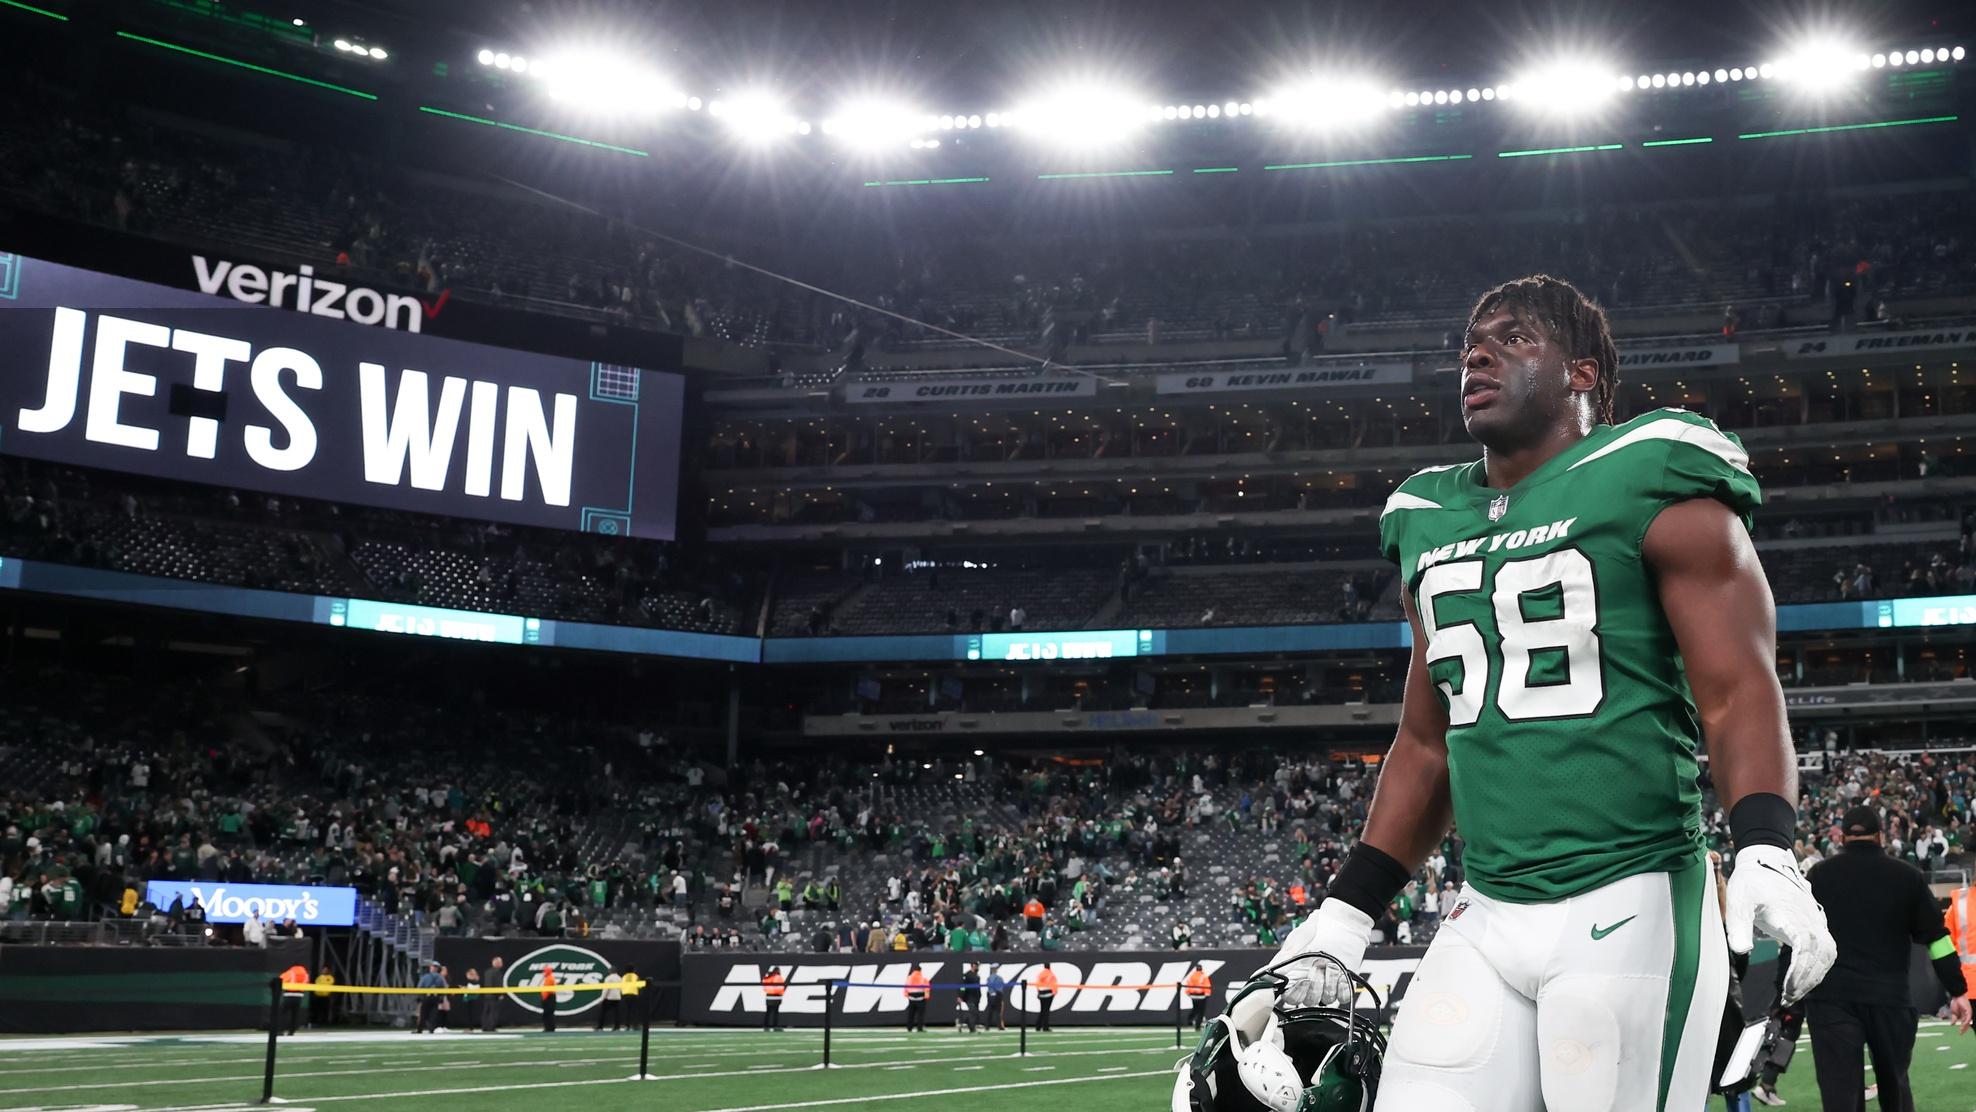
left=1277, top=275, right=1837, bottom=1111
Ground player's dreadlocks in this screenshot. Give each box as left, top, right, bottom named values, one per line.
left=1466, top=274, right=1620, bottom=426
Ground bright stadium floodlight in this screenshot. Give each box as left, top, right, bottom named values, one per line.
left=714, top=90, right=803, bottom=143
left=537, top=51, right=687, bottom=116
left=1263, top=76, right=1389, bottom=127
left=1010, top=83, right=1152, bottom=148
left=1508, top=60, right=1622, bottom=113
left=823, top=99, right=934, bottom=149
left=1773, top=37, right=1869, bottom=94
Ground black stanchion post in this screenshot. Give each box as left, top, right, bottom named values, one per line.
left=823, top=980, right=837, bottom=1068
left=1174, top=981, right=1183, bottom=1049
left=1017, top=980, right=1028, bottom=1058
left=259, top=977, right=282, bottom=1104
left=638, top=993, right=652, bottom=1079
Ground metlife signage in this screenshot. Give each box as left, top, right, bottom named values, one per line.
left=0, top=253, right=684, bottom=539
left=144, top=881, right=357, bottom=926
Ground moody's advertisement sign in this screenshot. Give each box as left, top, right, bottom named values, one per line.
left=145, top=881, right=357, bottom=926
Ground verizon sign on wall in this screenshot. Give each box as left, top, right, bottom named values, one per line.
left=0, top=253, right=684, bottom=539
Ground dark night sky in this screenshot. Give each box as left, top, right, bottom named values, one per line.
left=333, top=0, right=1973, bottom=101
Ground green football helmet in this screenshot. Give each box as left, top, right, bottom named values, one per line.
left=1170, top=951, right=1387, bottom=1112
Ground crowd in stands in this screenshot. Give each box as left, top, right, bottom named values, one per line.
left=2, top=430, right=1965, bottom=643
left=6, top=649, right=1968, bottom=961
left=0, top=665, right=679, bottom=941
left=1795, top=748, right=1975, bottom=879
left=0, top=456, right=748, bottom=635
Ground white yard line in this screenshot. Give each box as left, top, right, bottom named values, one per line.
left=129, top=1044, right=1176, bottom=1109
left=695, top=1070, right=1171, bottom=1111
left=0, top=1054, right=636, bottom=1096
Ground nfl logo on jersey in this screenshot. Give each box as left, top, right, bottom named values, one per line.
left=1488, top=494, right=1509, bottom=522
left=1448, top=899, right=1469, bottom=921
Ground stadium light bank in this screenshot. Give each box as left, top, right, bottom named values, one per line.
left=469, top=40, right=1966, bottom=146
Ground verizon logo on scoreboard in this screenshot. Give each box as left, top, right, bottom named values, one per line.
left=193, top=255, right=429, bottom=333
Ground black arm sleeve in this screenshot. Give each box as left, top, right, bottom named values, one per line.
left=1910, top=875, right=1968, bottom=999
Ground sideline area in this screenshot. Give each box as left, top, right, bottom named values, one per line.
left=0, top=1022, right=1970, bottom=1111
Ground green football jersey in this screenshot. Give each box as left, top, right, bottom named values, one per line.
left=1378, top=408, right=1760, bottom=903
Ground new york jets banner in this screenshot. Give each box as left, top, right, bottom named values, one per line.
left=433, top=938, right=683, bottom=1025
left=678, top=947, right=1426, bottom=1028
left=1154, top=363, right=1411, bottom=395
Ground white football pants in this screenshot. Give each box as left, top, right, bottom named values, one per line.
left=1374, top=858, right=1728, bottom=1112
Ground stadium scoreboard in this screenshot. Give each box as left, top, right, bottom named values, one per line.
left=0, top=252, right=686, bottom=539
left=968, top=628, right=1160, bottom=661
left=1877, top=597, right=1976, bottom=628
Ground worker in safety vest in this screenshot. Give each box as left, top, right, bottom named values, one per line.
left=1947, top=885, right=1976, bottom=1005
left=279, top=964, right=310, bottom=1036
left=1184, top=964, right=1214, bottom=1029
left=903, top=964, right=931, bottom=1032
left=762, top=965, right=787, bottom=1031
left=1033, top=965, right=1059, bottom=1031
left=540, top=967, right=559, bottom=1033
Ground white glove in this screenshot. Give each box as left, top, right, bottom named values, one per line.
left=1273, top=899, right=1373, bottom=1008
left=1724, top=844, right=1837, bottom=1005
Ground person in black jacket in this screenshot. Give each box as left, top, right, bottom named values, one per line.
left=481, top=957, right=504, bottom=1032
left=959, top=964, right=982, bottom=1033
left=1804, top=806, right=1972, bottom=1112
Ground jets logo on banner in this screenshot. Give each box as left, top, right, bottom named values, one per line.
left=505, top=944, right=614, bottom=1014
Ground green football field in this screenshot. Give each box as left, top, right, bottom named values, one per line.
left=0, top=1019, right=1967, bottom=1110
